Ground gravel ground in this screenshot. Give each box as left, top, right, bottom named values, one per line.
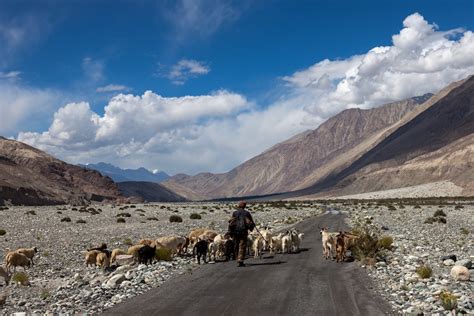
left=0, top=202, right=321, bottom=314
left=343, top=202, right=474, bottom=315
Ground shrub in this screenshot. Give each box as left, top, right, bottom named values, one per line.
left=414, top=205, right=421, bottom=209
left=76, top=219, right=87, bottom=224
left=460, top=227, right=470, bottom=235
left=40, top=288, right=51, bottom=300
left=169, top=215, right=183, bottom=223
left=454, top=205, right=464, bottom=210
left=147, top=217, right=159, bottom=221
left=123, top=238, right=133, bottom=246
left=135, top=209, right=145, bottom=213
left=155, top=248, right=172, bottom=261
left=129, top=205, right=136, bottom=208
left=25, top=210, right=36, bottom=215
left=57, top=211, right=62, bottom=214
left=117, top=218, right=126, bottom=223
left=60, top=217, right=71, bottom=222
left=424, top=217, right=435, bottom=224
left=378, top=236, right=394, bottom=250
left=190, top=213, right=202, bottom=220
left=387, top=205, right=396, bottom=211
left=416, top=265, right=432, bottom=279
left=116, top=212, right=131, bottom=217
left=439, top=290, right=458, bottom=311
left=0, top=229, right=6, bottom=236
left=434, top=210, right=446, bottom=217
left=12, top=272, right=29, bottom=285
left=437, top=216, right=447, bottom=224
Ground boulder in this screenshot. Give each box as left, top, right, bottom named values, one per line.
left=106, top=274, right=126, bottom=288
left=454, top=259, right=472, bottom=269
left=450, top=266, right=470, bottom=281
left=115, top=254, right=134, bottom=266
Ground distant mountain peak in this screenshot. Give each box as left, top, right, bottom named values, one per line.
left=83, top=162, right=170, bottom=183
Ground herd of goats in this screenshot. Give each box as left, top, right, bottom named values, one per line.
left=0, top=224, right=358, bottom=286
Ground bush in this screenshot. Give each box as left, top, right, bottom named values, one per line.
left=117, top=218, right=126, bottom=223
left=155, top=248, right=172, bottom=261
left=439, top=290, right=458, bottom=311
left=117, top=212, right=131, bottom=217
left=60, top=217, right=71, bottom=222
left=424, top=217, right=435, bottom=224
left=12, top=272, right=29, bottom=285
left=438, top=216, right=447, bottom=224
left=40, top=288, right=51, bottom=300
left=76, top=219, right=87, bottom=224
left=169, top=215, right=183, bottom=223
left=454, top=205, right=464, bottom=210
left=416, top=265, right=432, bottom=279
left=460, top=227, right=470, bottom=235
left=0, top=229, right=6, bottom=236
left=25, top=210, right=36, bottom=215
left=434, top=210, right=446, bottom=217
left=190, top=213, right=202, bottom=220
left=57, top=211, right=62, bottom=214
left=387, top=205, right=396, bottom=211
left=414, top=205, right=421, bottom=209
left=147, top=217, right=159, bottom=221
left=123, top=238, right=133, bottom=246
left=378, top=236, right=394, bottom=250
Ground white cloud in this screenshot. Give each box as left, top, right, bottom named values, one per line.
left=283, top=12, right=474, bottom=119
left=162, top=0, right=241, bottom=42
left=15, top=13, right=474, bottom=175
left=0, top=82, right=64, bottom=136
left=96, top=84, right=129, bottom=93
left=82, top=57, right=104, bottom=82
left=165, top=59, right=211, bottom=85
left=0, top=70, right=21, bottom=80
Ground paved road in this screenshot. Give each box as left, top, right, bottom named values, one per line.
left=104, top=212, right=392, bottom=316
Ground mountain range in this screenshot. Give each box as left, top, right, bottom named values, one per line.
left=80, top=162, right=169, bottom=183
left=162, top=76, right=474, bottom=200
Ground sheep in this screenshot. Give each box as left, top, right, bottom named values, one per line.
left=15, top=247, right=38, bottom=266
left=292, top=231, right=304, bottom=252
left=260, top=229, right=273, bottom=252
left=5, top=252, right=31, bottom=272
left=271, top=233, right=283, bottom=253
left=85, top=250, right=101, bottom=267
left=198, top=230, right=218, bottom=243
left=252, top=236, right=264, bottom=259
left=0, top=266, right=10, bottom=285
left=96, top=252, right=110, bottom=269
left=320, top=227, right=337, bottom=260
left=139, top=239, right=156, bottom=247
left=281, top=232, right=292, bottom=254
left=335, top=232, right=346, bottom=263
left=246, top=234, right=256, bottom=255
left=137, top=244, right=156, bottom=265
left=208, top=241, right=219, bottom=262
left=193, top=239, right=208, bottom=264
left=127, top=244, right=145, bottom=258
left=188, top=228, right=207, bottom=247
left=224, top=239, right=235, bottom=261
left=111, top=249, right=127, bottom=263
left=155, top=236, right=186, bottom=256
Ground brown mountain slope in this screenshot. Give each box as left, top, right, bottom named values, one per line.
left=293, top=76, right=474, bottom=198
left=163, top=94, right=432, bottom=200
left=0, top=137, right=124, bottom=205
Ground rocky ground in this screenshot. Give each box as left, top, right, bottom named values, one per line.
left=343, top=201, right=473, bottom=315
left=0, top=202, right=321, bottom=314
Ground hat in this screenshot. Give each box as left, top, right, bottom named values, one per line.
left=238, top=201, right=247, bottom=208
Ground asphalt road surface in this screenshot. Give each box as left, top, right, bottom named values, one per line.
left=104, top=211, right=392, bottom=316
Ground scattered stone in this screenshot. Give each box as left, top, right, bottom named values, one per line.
left=443, top=259, right=455, bottom=266
left=441, top=254, right=457, bottom=262
left=450, top=266, right=470, bottom=281
left=454, top=259, right=472, bottom=269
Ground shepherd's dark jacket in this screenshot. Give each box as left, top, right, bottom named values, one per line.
left=231, top=208, right=255, bottom=235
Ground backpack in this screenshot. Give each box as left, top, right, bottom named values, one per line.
left=229, top=211, right=253, bottom=233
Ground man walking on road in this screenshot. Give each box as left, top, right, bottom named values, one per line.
left=229, top=201, right=255, bottom=267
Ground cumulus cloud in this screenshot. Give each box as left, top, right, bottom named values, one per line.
left=283, top=12, right=474, bottom=118
left=164, top=59, right=211, bottom=85
left=0, top=70, right=21, bottom=80
left=96, top=84, right=129, bottom=93
left=16, top=13, right=474, bottom=174
left=0, top=82, right=64, bottom=136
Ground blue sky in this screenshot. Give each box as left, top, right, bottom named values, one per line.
left=1, top=0, right=473, bottom=174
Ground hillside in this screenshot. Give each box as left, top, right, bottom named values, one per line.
left=0, top=137, right=125, bottom=205
left=117, top=181, right=187, bottom=202
left=162, top=94, right=432, bottom=200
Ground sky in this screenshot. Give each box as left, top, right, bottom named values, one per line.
left=1, top=0, right=473, bottom=175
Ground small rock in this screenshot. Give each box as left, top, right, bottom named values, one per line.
left=106, top=274, right=126, bottom=288
left=443, top=259, right=455, bottom=266
left=450, top=266, right=470, bottom=281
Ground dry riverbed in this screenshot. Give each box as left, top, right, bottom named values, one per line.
left=0, top=202, right=321, bottom=314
